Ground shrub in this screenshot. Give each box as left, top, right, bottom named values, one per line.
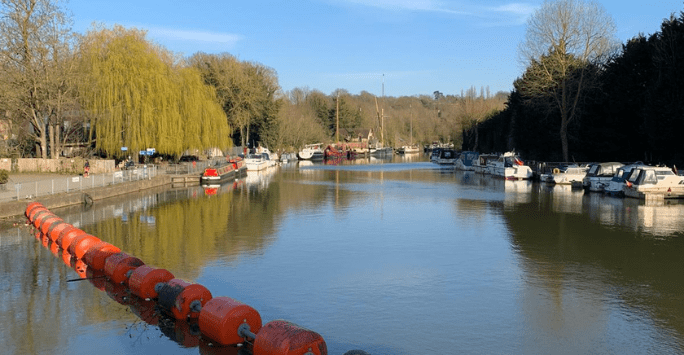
left=0, top=169, right=8, bottom=184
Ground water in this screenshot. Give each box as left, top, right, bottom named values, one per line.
left=2, top=155, right=684, bottom=355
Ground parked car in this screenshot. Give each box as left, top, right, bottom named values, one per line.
left=179, top=155, right=199, bottom=162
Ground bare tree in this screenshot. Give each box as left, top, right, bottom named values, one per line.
left=0, top=0, right=76, bottom=158
left=518, top=0, right=618, bottom=161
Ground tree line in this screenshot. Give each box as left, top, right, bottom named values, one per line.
left=0, top=0, right=508, bottom=160
left=278, top=87, right=506, bottom=150
left=466, top=0, right=684, bottom=167
left=0, top=0, right=279, bottom=159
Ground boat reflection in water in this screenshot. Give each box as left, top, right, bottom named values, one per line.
left=245, top=167, right=278, bottom=192
left=6, top=157, right=684, bottom=355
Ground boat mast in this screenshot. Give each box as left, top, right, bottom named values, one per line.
left=336, top=92, right=340, bottom=144
left=382, top=74, right=384, bottom=147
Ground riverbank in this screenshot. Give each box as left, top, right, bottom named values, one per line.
left=0, top=173, right=173, bottom=220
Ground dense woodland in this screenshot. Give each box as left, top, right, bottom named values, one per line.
left=467, top=9, right=684, bottom=167
left=1, top=0, right=684, bottom=166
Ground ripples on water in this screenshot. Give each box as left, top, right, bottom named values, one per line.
left=2, top=158, right=684, bottom=354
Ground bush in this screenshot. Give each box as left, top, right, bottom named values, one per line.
left=0, top=169, right=8, bottom=184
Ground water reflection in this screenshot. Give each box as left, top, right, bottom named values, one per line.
left=3, top=160, right=684, bottom=354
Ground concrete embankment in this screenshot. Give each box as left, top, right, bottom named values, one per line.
left=0, top=174, right=173, bottom=220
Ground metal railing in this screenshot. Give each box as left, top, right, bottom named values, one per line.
left=163, top=159, right=222, bottom=175
left=0, top=166, right=159, bottom=202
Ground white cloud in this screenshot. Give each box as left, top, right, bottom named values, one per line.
left=147, top=27, right=243, bottom=47
left=334, top=0, right=537, bottom=25
left=338, top=0, right=470, bottom=15
left=488, top=3, right=537, bottom=24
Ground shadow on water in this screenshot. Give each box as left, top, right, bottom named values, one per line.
left=4, top=160, right=684, bottom=354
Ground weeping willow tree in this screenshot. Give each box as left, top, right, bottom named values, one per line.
left=77, top=25, right=230, bottom=157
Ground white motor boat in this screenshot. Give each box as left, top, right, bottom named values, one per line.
left=297, top=143, right=324, bottom=160
left=245, top=153, right=268, bottom=171
left=624, top=165, right=684, bottom=199
left=486, top=152, right=533, bottom=180
left=604, top=162, right=648, bottom=197
left=455, top=151, right=479, bottom=171
left=435, top=149, right=457, bottom=165
left=397, top=145, right=420, bottom=154
left=473, top=154, right=498, bottom=174
left=582, top=162, right=623, bottom=192
left=540, top=165, right=588, bottom=185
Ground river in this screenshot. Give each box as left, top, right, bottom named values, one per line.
left=2, top=154, right=684, bottom=355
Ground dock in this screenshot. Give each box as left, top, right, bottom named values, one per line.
left=170, top=175, right=201, bottom=187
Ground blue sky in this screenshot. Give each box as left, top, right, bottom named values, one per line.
left=68, top=0, right=684, bottom=97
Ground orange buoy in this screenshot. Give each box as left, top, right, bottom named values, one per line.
left=49, top=240, right=60, bottom=256
left=40, top=216, right=63, bottom=236
left=57, top=226, right=87, bottom=250
left=27, top=205, right=47, bottom=221
left=25, top=202, right=44, bottom=218
left=72, top=259, right=88, bottom=279
left=198, top=296, right=262, bottom=346
left=103, top=252, right=145, bottom=285
left=61, top=249, right=74, bottom=266
left=157, top=278, right=213, bottom=320
left=67, top=234, right=101, bottom=260
left=41, top=234, right=49, bottom=248
left=252, top=320, right=328, bottom=355
left=82, top=242, right=121, bottom=271
left=32, top=210, right=54, bottom=228
left=48, top=222, right=71, bottom=243
left=128, top=265, right=175, bottom=300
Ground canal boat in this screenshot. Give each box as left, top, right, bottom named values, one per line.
left=201, top=158, right=246, bottom=183
left=325, top=144, right=347, bottom=159
left=624, top=165, right=684, bottom=199
left=604, top=162, right=648, bottom=197
left=455, top=151, right=479, bottom=171
left=582, top=162, right=623, bottom=192
left=486, top=151, right=533, bottom=180
left=539, top=164, right=588, bottom=185
left=297, top=143, right=324, bottom=160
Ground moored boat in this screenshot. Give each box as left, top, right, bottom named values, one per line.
left=473, top=154, right=498, bottom=174
left=245, top=153, right=269, bottom=171
left=455, top=151, right=479, bottom=171
left=540, top=164, right=588, bottom=185
left=201, top=157, right=246, bottom=183
left=297, top=143, right=324, bottom=161
left=582, top=162, right=623, bottom=192
left=435, top=149, right=457, bottom=165
left=397, top=145, right=420, bottom=154
left=624, top=165, right=684, bottom=199
left=604, top=162, right=648, bottom=197
left=486, top=152, right=533, bottom=180
left=324, top=145, right=346, bottom=159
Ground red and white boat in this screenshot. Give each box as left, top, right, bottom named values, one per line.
left=201, top=157, right=246, bottom=183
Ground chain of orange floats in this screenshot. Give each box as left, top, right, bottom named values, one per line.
left=24, top=201, right=331, bottom=355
